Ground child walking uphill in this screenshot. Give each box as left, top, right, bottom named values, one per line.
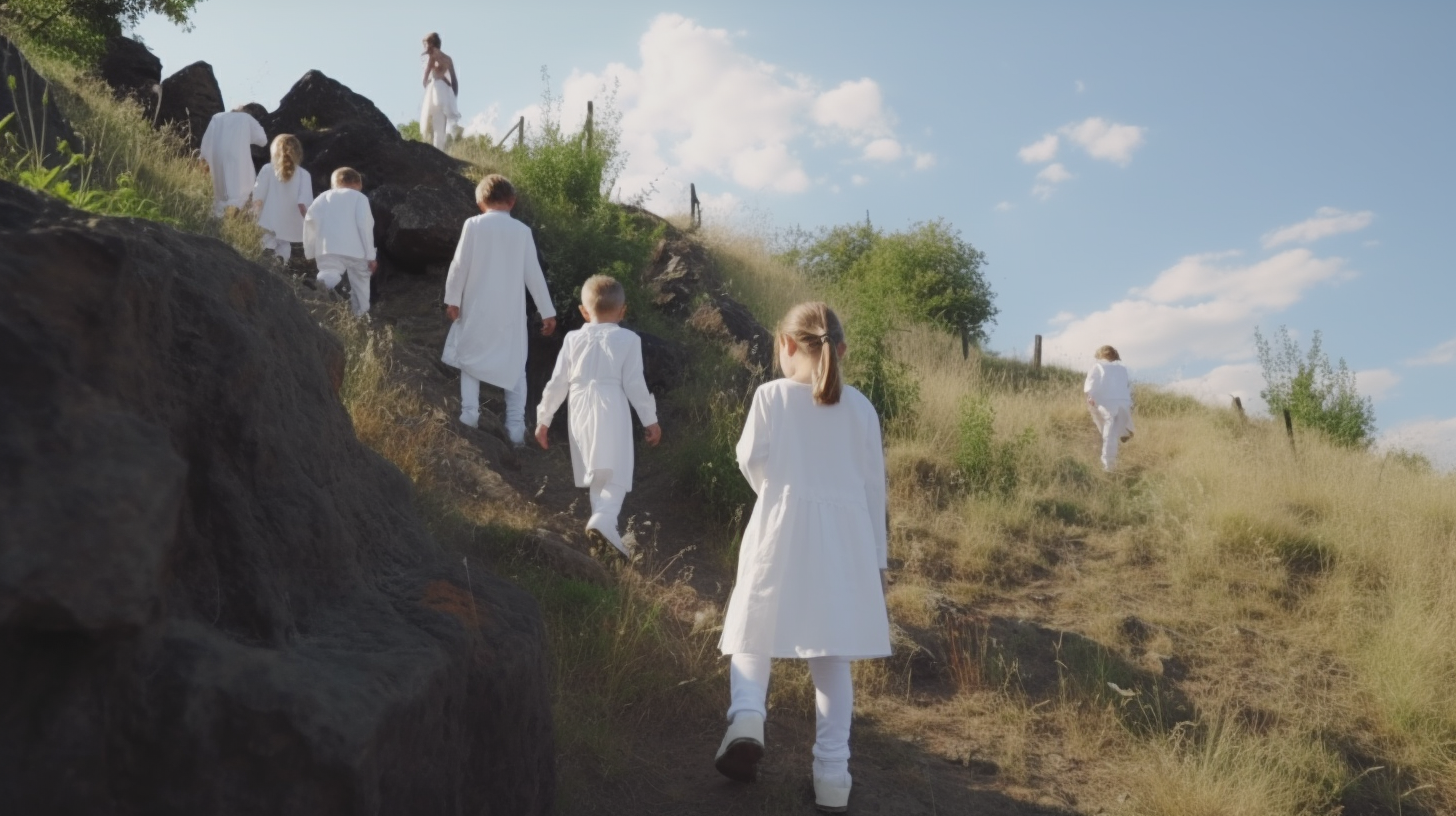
left=252, top=134, right=312, bottom=263
left=303, top=167, right=376, bottom=317
left=715, top=302, right=891, bottom=814
left=1084, top=344, right=1134, bottom=471
left=534, top=275, right=662, bottom=559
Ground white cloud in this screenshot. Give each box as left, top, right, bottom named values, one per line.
left=1354, top=368, right=1400, bottom=402
left=1406, top=337, right=1456, bottom=366
left=812, top=78, right=893, bottom=139
left=912, top=151, right=937, bottom=170
left=1168, top=363, right=1267, bottom=413
left=1044, top=248, right=1353, bottom=369
left=1381, top=417, right=1456, bottom=471
left=851, top=174, right=868, bottom=186
left=1032, top=162, right=1073, bottom=200
left=862, top=138, right=904, bottom=162
left=1059, top=117, right=1146, bottom=165
left=1018, top=134, right=1059, bottom=164
left=1261, top=207, right=1375, bottom=249
left=461, top=104, right=503, bottom=141
left=995, top=201, right=1014, bottom=212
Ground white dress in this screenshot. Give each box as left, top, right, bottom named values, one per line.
left=421, top=77, right=461, bottom=149
left=199, top=111, right=267, bottom=214
left=719, top=379, right=892, bottom=659
left=441, top=211, right=556, bottom=389
left=537, top=323, right=658, bottom=490
left=253, top=164, right=313, bottom=242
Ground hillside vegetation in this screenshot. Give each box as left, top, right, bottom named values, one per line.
left=8, top=26, right=1453, bottom=815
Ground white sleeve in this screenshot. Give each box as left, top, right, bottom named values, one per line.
left=357, top=195, right=376, bottom=260
left=861, top=398, right=889, bottom=570
left=249, top=116, right=268, bottom=146
left=1084, top=365, right=1101, bottom=398
left=302, top=199, right=320, bottom=259
left=199, top=115, right=217, bottom=161
left=252, top=166, right=270, bottom=204
left=522, top=233, right=555, bottom=319
left=735, top=387, right=770, bottom=494
left=621, top=334, right=658, bottom=427
left=297, top=170, right=313, bottom=206
left=443, top=222, right=474, bottom=307
left=536, top=337, right=572, bottom=428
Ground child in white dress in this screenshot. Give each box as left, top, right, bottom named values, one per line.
left=252, top=134, right=312, bottom=262
left=1084, top=345, right=1135, bottom=471
left=715, top=301, right=891, bottom=813
left=302, top=167, right=377, bottom=317
left=534, top=275, right=662, bottom=558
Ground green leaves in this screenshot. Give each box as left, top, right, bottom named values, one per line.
left=1, top=0, right=205, bottom=65
left=1254, top=326, right=1376, bottom=448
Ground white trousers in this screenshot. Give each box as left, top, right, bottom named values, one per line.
left=588, top=473, right=627, bottom=534
left=1091, top=403, right=1133, bottom=471
left=317, top=255, right=371, bottom=317
left=727, top=654, right=853, bottom=780
left=260, top=231, right=291, bottom=258
left=460, top=369, right=528, bottom=442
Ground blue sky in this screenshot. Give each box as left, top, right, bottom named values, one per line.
left=134, top=1, right=1455, bottom=466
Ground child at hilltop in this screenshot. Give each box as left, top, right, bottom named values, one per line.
left=199, top=104, right=267, bottom=217
left=534, top=275, right=662, bottom=558
left=715, top=301, right=891, bottom=814
left=302, top=167, right=376, bottom=317
left=1084, top=345, right=1135, bottom=471
left=252, top=134, right=312, bottom=263
left=442, top=174, right=556, bottom=445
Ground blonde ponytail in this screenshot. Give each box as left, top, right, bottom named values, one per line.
left=271, top=134, right=303, bottom=183
left=780, top=301, right=845, bottom=405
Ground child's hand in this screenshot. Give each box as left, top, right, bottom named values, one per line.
left=534, top=424, right=550, bottom=449
left=540, top=317, right=557, bottom=336
left=643, top=423, right=662, bottom=447
left=368, top=260, right=378, bottom=273
left=446, top=305, right=460, bottom=321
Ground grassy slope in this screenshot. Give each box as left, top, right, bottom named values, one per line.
left=15, top=37, right=1454, bottom=815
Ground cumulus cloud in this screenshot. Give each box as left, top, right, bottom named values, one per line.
left=851, top=174, right=868, bottom=186
left=1168, top=363, right=1267, bottom=413
left=461, top=105, right=503, bottom=141
left=812, top=78, right=893, bottom=139
left=1261, top=207, right=1375, bottom=249
left=1032, top=162, right=1073, bottom=199
left=1407, top=337, right=1456, bottom=366
left=912, top=151, right=937, bottom=170
left=1018, top=134, right=1059, bottom=164
left=1381, top=417, right=1456, bottom=471
left=1354, top=368, right=1400, bottom=402
left=1044, top=248, right=1353, bottom=369
left=1059, top=117, right=1146, bottom=165
left=995, top=201, right=1014, bottom=212
left=862, top=138, right=904, bottom=162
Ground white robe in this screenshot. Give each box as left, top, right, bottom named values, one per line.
left=302, top=188, right=376, bottom=262
left=441, top=211, right=556, bottom=389
left=719, top=379, right=892, bottom=659
left=253, top=164, right=313, bottom=242
left=199, top=111, right=267, bottom=213
left=421, top=77, right=460, bottom=148
left=536, top=323, right=658, bottom=490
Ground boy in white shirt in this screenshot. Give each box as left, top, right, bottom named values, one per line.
left=303, top=167, right=377, bottom=317
left=534, top=275, right=662, bottom=558
left=1084, top=345, right=1135, bottom=471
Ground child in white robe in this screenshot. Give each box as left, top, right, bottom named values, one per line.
left=302, top=167, right=376, bottom=317
left=198, top=106, right=267, bottom=217
left=715, top=301, right=891, bottom=814
left=420, top=32, right=461, bottom=150
left=1084, top=344, right=1135, bottom=471
left=442, top=174, right=557, bottom=445
left=534, top=275, right=662, bottom=558
left=251, top=134, right=312, bottom=261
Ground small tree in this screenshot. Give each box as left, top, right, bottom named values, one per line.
left=2, top=0, right=203, bottom=64
left=1254, top=326, right=1376, bottom=447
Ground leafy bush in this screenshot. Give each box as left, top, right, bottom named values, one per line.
left=1255, top=326, right=1376, bottom=447
left=843, top=293, right=919, bottom=422
left=1, top=0, right=202, bottom=64
left=955, top=396, right=1033, bottom=497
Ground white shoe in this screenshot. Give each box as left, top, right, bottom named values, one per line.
left=713, top=713, right=764, bottom=782
left=459, top=412, right=479, bottom=430
left=813, top=772, right=852, bottom=812
left=585, top=515, right=630, bottom=560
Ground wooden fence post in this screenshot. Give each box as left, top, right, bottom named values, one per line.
left=1232, top=396, right=1245, bottom=419
left=690, top=183, right=701, bottom=229
left=1032, top=335, right=1042, bottom=370
left=517, top=115, right=525, bottom=148
left=1283, top=408, right=1296, bottom=451
left=585, top=101, right=594, bottom=152
left=960, top=326, right=970, bottom=360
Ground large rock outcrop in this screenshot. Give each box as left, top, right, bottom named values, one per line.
left=156, top=60, right=224, bottom=151
left=0, top=180, right=554, bottom=815
left=98, top=36, right=162, bottom=118
left=258, top=71, right=478, bottom=269
left=0, top=34, right=81, bottom=163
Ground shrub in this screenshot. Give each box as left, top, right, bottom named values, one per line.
left=954, top=396, right=1033, bottom=497
left=1, top=1, right=202, bottom=65
left=1255, top=326, right=1376, bottom=447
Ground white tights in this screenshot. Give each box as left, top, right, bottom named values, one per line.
left=460, top=369, right=527, bottom=442
left=727, top=654, right=853, bottom=780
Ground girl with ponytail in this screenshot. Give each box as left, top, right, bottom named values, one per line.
left=714, top=301, right=891, bottom=813
left=252, top=134, right=312, bottom=262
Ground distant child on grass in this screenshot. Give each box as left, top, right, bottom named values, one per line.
left=534, top=275, right=661, bottom=559
left=1084, top=344, right=1134, bottom=471
left=303, top=167, right=376, bottom=317
left=252, top=134, right=312, bottom=262
left=714, top=301, right=891, bottom=814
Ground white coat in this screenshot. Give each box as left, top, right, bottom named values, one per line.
left=441, top=211, right=556, bottom=389
left=199, top=111, right=267, bottom=212
left=253, top=164, right=312, bottom=242
left=302, top=188, right=376, bottom=262
left=1084, top=360, right=1132, bottom=407
left=719, top=379, right=892, bottom=659
left=536, top=323, right=658, bottom=490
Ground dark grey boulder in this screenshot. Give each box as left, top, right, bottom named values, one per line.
left=98, top=36, right=162, bottom=118
left=0, top=33, right=81, bottom=163
left=156, top=60, right=224, bottom=152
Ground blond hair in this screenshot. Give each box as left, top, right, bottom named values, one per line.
left=331, top=167, right=362, bottom=188
left=1095, top=345, right=1121, bottom=362
left=581, top=274, right=625, bottom=314
left=270, top=134, right=302, bottom=183
left=476, top=174, right=516, bottom=205
left=780, top=301, right=845, bottom=406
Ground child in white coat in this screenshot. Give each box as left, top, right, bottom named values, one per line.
left=302, top=167, right=377, bottom=317
left=199, top=105, right=267, bottom=217
left=252, top=134, right=312, bottom=262
left=1084, top=345, right=1135, bottom=471
left=715, top=301, right=891, bottom=814
left=534, top=275, right=662, bottom=558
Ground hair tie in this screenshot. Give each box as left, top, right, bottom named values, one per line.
left=818, top=333, right=830, bottom=342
